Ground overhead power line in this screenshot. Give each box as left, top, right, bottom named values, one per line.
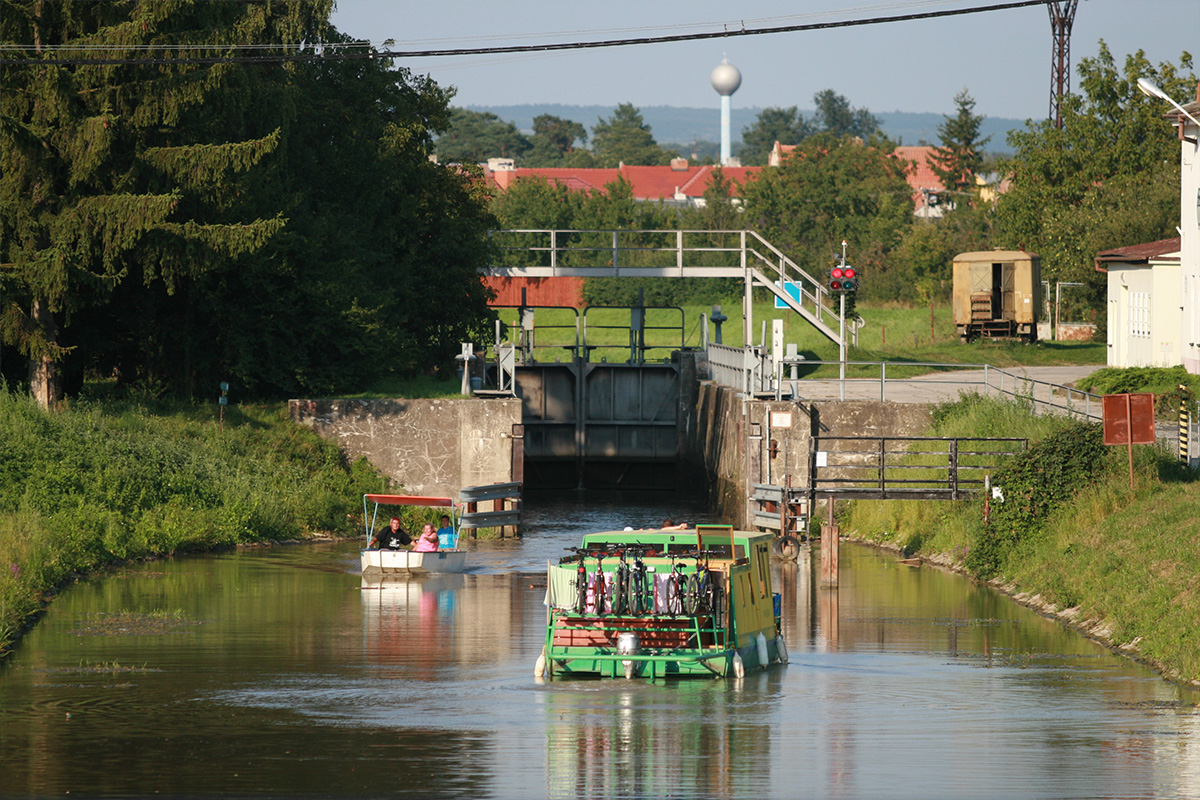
left=2, top=0, right=1056, bottom=66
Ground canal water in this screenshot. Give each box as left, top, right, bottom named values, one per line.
left=1, top=492, right=1198, bottom=799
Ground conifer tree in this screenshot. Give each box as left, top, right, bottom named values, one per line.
left=930, top=89, right=991, bottom=195
left=1, top=1, right=329, bottom=407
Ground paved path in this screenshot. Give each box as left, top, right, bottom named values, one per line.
left=788, top=365, right=1104, bottom=404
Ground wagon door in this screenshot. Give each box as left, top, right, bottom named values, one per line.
left=998, top=262, right=1016, bottom=320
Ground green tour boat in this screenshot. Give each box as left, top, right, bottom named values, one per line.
left=536, top=524, right=787, bottom=680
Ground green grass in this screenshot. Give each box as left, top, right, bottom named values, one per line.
left=0, top=389, right=385, bottom=659
left=844, top=392, right=1200, bottom=684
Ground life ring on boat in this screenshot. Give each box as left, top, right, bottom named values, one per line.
left=775, top=636, right=788, bottom=664
left=732, top=651, right=745, bottom=679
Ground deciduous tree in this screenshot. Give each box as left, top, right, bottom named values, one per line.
left=741, top=132, right=911, bottom=296
left=436, top=108, right=531, bottom=163
left=812, top=89, right=880, bottom=139
left=997, top=43, right=1195, bottom=295
left=739, top=107, right=812, bottom=166
left=590, top=103, right=672, bottom=167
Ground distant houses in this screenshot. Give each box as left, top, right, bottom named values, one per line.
left=484, top=143, right=989, bottom=215
left=482, top=157, right=758, bottom=207
left=479, top=142, right=1006, bottom=308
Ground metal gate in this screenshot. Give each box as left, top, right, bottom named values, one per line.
left=808, top=436, right=1027, bottom=501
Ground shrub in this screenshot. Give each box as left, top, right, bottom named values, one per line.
left=967, top=421, right=1107, bottom=578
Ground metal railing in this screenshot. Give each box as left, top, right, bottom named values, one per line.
left=708, top=343, right=771, bottom=395
left=810, top=435, right=1028, bottom=500
left=704, top=354, right=1103, bottom=421
left=485, top=229, right=854, bottom=347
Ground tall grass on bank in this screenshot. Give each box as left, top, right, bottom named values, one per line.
left=0, top=389, right=384, bottom=657
left=845, top=393, right=1200, bottom=682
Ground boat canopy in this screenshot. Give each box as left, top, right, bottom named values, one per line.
left=364, top=494, right=456, bottom=508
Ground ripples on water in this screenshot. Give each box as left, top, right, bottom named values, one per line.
left=0, top=492, right=1198, bottom=799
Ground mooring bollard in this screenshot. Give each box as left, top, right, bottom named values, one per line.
left=820, top=523, right=839, bottom=587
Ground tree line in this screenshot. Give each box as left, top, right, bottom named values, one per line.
left=2, top=0, right=1192, bottom=406
left=2, top=1, right=495, bottom=406
left=476, top=45, right=1193, bottom=323
left=436, top=88, right=883, bottom=168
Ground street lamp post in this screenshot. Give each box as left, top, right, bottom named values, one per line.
left=1137, top=78, right=1200, bottom=127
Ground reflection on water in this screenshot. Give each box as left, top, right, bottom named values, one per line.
left=0, top=495, right=1198, bottom=799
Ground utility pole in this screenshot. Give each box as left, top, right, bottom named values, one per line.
left=1048, top=0, right=1079, bottom=129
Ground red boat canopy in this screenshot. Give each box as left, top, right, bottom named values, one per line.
left=364, top=494, right=456, bottom=508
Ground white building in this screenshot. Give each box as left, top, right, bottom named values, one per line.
left=1175, top=89, right=1200, bottom=374
left=1099, top=82, right=1200, bottom=372
left=1096, top=238, right=1181, bottom=368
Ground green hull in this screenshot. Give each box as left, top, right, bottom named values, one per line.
left=540, top=526, right=786, bottom=681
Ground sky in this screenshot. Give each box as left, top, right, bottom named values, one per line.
left=329, top=0, right=1197, bottom=121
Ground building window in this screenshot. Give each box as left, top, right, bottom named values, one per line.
left=1129, top=292, right=1150, bottom=338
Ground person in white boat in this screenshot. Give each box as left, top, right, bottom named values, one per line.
left=370, top=517, right=412, bottom=550
left=413, top=522, right=439, bottom=553
left=436, top=515, right=456, bottom=549
left=660, top=519, right=688, bottom=530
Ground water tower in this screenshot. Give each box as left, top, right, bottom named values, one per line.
left=710, top=58, right=742, bottom=166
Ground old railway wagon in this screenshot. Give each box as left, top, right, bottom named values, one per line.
left=536, top=525, right=786, bottom=680
left=952, top=250, right=1042, bottom=343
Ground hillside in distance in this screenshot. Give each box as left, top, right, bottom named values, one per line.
left=465, top=103, right=1026, bottom=154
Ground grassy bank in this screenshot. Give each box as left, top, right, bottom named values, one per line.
left=843, top=393, right=1200, bottom=684
left=0, top=389, right=384, bottom=658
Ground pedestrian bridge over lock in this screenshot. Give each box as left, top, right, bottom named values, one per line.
left=470, top=229, right=1100, bottom=517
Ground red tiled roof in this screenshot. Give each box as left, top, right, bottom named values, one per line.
left=893, top=145, right=946, bottom=208
left=1094, top=236, right=1181, bottom=271
left=485, top=164, right=761, bottom=200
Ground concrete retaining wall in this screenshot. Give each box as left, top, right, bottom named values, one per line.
left=289, top=397, right=522, bottom=498
left=687, top=384, right=933, bottom=528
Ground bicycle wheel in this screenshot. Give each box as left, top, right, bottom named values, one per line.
left=629, top=567, right=647, bottom=615
left=667, top=572, right=685, bottom=615
left=574, top=567, right=587, bottom=614
left=695, top=571, right=713, bottom=616
left=611, top=566, right=627, bottom=614
left=593, top=570, right=606, bottom=614
left=683, top=571, right=701, bottom=616
left=709, top=579, right=724, bottom=628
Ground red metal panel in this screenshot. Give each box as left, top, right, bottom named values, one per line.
left=1102, top=393, right=1156, bottom=445
left=365, top=494, right=456, bottom=507
left=483, top=276, right=584, bottom=307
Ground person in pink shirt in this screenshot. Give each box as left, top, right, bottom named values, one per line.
left=413, top=522, right=439, bottom=552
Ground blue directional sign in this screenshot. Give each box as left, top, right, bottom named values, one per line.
left=774, top=281, right=803, bottom=309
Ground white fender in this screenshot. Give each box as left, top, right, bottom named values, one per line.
left=534, top=652, right=547, bottom=678
left=756, top=632, right=768, bottom=669
left=775, top=636, right=789, bottom=664
left=732, top=651, right=745, bottom=679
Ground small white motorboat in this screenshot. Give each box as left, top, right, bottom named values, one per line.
left=360, top=494, right=468, bottom=576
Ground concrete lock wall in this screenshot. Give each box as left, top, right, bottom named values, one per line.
left=688, top=384, right=933, bottom=529
left=289, top=397, right=522, bottom=497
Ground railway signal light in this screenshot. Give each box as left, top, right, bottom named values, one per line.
left=829, top=265, right=857, bottom=293
left=841, top=266, right=857, bottom=293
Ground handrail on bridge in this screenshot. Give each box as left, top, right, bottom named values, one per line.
left=484, top=228, right=856, bottom=348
